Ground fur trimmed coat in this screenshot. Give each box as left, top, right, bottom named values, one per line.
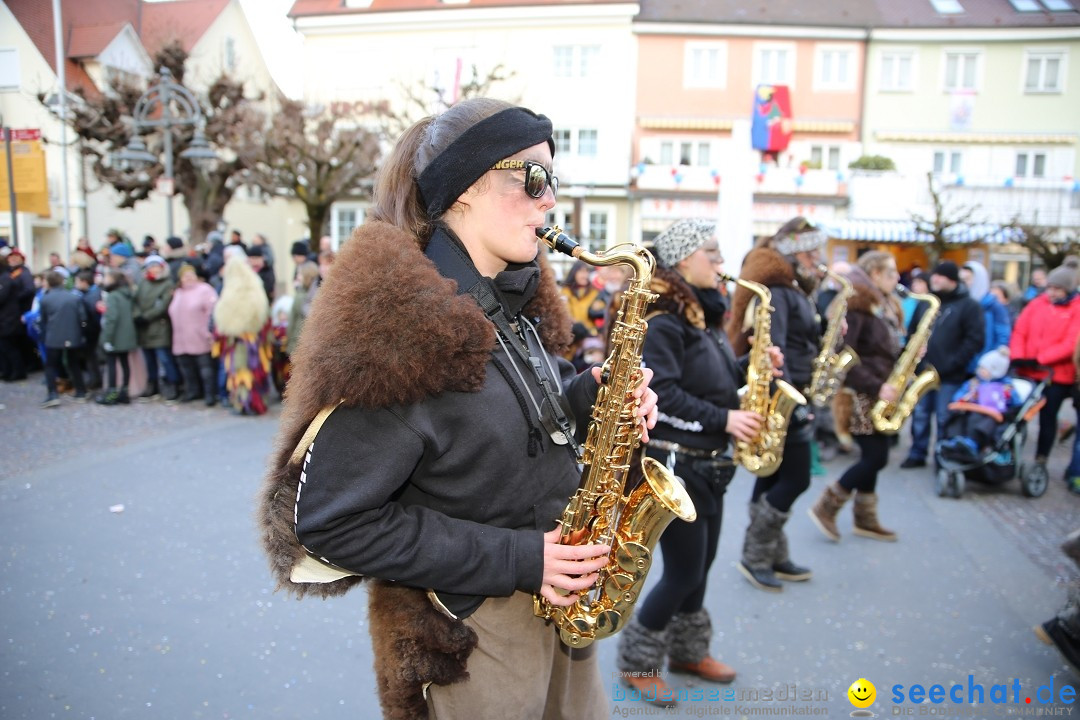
left=258, top=221, right=585, bottom=719
left=841, top=267, right=902, bottom=436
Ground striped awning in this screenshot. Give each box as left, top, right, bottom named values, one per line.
left=824, top=219, right=1025, bottom=245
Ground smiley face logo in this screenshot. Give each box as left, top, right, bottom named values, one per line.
left=848, top=678, right=876, bottom=708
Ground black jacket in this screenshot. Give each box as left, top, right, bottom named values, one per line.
left=644, top=268, right=741, bottom=452
left=293, top=227, right=595, bottom=619
left=914, top=284, right=985, bottom=383
left=40, top=287, right=87, bottom=349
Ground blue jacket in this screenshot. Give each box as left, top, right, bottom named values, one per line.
left=967, top=294, right=1012, bottom=374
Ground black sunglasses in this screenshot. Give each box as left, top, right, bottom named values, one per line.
left=490, top=159, right=559, bottom=199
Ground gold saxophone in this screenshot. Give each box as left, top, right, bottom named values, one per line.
left=533, top=226, right=696, bottom=649
left=807, top=265, right=860, bottom=407
left=723, top=273, right=807, bottom=477
left=871, top=287, right=940, bottom=434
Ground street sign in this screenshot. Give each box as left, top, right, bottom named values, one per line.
left=9, top=129, right=41, bottom=141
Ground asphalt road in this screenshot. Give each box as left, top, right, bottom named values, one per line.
left=1, top=376, right=1077, bottom=719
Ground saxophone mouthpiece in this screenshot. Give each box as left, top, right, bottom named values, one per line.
left=536, top=226, right=582, bottom=258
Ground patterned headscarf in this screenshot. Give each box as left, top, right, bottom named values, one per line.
left=652, top=218, right=716, bottom=268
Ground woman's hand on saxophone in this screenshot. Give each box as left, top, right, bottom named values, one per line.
left=540, top=528, right=610, bottom=606
left=767, top=345, right=785, bottom=377
left=589, top=365, right=660, bottom=443
left=726, top=410, right=764, bottom=443
left=879, top=383, right=900, bottom=404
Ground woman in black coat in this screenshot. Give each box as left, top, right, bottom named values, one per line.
left=808, top=251, right=901, bottom=542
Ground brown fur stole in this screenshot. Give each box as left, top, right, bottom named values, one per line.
left=256, top=220, right=571, bottom=719
left=725, top=246, right=800, bottom=356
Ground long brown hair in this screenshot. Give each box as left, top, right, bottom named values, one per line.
left=369, top=98, right=515, bottom=245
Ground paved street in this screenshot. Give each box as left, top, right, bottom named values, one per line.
left=2, top=374, right=1078, bottom=719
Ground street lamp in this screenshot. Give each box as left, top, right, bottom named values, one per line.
left=116, top=67, right=219, bottom=238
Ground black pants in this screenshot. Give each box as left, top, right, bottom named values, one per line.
left=751, top=439, right=812, bottom=512
left=44, top=347, right=86, bottom=397
left=175, top=353, right=216, bottom=400
left=837, top=433, right=891, bottom=493
left=637, top=453, right=732, bottom=631
left=106, top=351, right=131, bottom=390
left=0, top=332, right=27, bottom=380
left=1037, top=383, right=1075, bottom=459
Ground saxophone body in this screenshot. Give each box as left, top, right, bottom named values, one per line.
left=807, top=265, right=860, bottom=407
left=532, top=226, right=697, bottom=649
left=871, top=288, right=941, bottom=434
left=723, top=273, right=807, bottom=477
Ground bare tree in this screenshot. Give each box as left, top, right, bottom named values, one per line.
left=54, top=42, right=264, bottom=245
left=911, top=172, right=995, bottom=266
left=374, top=63, right=518, bottom=138
left=1009, top=212, right=1080, bottom=270
left=240, top=98, right=381, bottom=242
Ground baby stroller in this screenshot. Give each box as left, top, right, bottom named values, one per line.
left=933, top=361, right=1051, bottom=499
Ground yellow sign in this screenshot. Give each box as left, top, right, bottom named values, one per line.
left=0, top=140, right=50, bottom=216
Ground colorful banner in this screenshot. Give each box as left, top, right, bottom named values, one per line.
left=751, top=84, right=793, bottom=154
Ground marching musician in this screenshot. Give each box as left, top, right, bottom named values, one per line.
left=726, top=217, right=820, bottom=593
left=616, top=218, right=761, bottom=706
left=258, top=98, right=659, bottom=719
left=808, top=251, right=903, bottom=542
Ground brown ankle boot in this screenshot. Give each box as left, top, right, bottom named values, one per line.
left=852, top=492, right=897, bottom=541
left=808, top=482, right=851, bottom=542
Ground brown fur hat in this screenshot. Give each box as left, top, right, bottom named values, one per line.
left=725, top=246, right=797, bottom=355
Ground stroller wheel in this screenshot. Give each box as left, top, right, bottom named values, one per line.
left=935, top=469, right=951, bottom=498
left=950, top=472, right=965, bottom=499
left=1021, top=463, right=1049, bottom=498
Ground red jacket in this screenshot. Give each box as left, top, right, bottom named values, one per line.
left=1010, top=293, right=1080, bottom=385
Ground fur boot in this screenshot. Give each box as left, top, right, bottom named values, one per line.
left=616, top=616, right=676, bottom=707
left=808, top=482, right=851, bottom=542
left=852, top=492, right=897, bottom=541
left=770, top=499, right=812, bottom=582
left=668, top=609, right=735, bottom=683
left=737, top=498, right=783, bottom=592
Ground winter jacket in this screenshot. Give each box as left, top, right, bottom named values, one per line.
left=1011, top=292, right=1080, bottom=385
left=285, top=279, right=318, bottom=356
left=728, top=246, right=820, bottom=390
left=644, top=267, right=741, bottom=454
left=39, top=287, right=87, bottom=349
left=0, top=270, right=24, bottom=336
left=256, top=265, right=276, bottom=301
left=966, top=293, right=1012, bottom=374
left=99, top=286, right=138, bottom=353
left=8, top=265, right=35, bottom=312
left=842, top=267, right=902, bottom=397
left=913, top=284, right=984, bottom=384
left=168, top=281, right=218, bottom=355
left=133, top=275, right=175, bottom=349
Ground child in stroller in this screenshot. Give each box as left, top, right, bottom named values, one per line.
left=935, top=350, right=1050, bottom=498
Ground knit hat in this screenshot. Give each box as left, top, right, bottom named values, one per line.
left=245, top=245, right=264, bottom=258
left=652, top=218, right=716, bottom=268
left=166, top=236, right=184, bottom=250
left=1047, top=265, right=1078, bottom=293
left=143, top=254, right=166, bottom=267
left=976, top=348, right=1010, bottom=381
left=770, top=217, right=827, bottom=256
left=931, top=261, right=959, bottom=283
left=291, top=240, right=310, bottom=257
left=109, top=243, right=133, bottom=258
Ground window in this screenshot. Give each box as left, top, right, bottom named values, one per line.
left=930, top=0, right=964, bottom=12
left=679, top=142, right=693, bottom=165
left=225, top=37, right=236, bottom=72
left=880, top=50, right=915, bottom=91
left=685, top=42, right=727, bottom=88
left=944, top=51, right=979, bottom=91
left=1015, top=151, right=1047, bottom=178
left=933, top=150, right=962, bottom=174
left=1041, top=0, right=1073, bottom=10
left=828, top=147, right=841, bottom=171
left=696, top=143, right=711, bottom=167
left=552, top=46, right=600, bottom=79
left=816, top=47, right=855, bottom=90
left=659, top=142, right=674, bottom=165
left=587, top=212, right=608, bottom=250
left=578, top=129, right=598, bottom=157
left=760, top=45, right=794, bottom=86
left=1008, top=0, right=1041, bottom=9
left=0, top=48, right=19, bottom=91
left=334, top=207, right=362, bottom=246
left=810, top=146, right=823, bottom=167
left=553, top=129, right=572, bottom=155
left=1025, top=51, right=1064, bottom=93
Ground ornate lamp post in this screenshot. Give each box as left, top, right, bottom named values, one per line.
left=116, top=67, right=218, bottom=238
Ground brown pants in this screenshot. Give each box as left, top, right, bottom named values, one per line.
left=426, top=591, right=609, bottom=720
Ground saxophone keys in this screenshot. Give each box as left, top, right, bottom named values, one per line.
left=614, top=540, right=651, bottom=575
left=604, top=571, right=639, bottom=605
left=595, top=608, right=624, bottom=638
